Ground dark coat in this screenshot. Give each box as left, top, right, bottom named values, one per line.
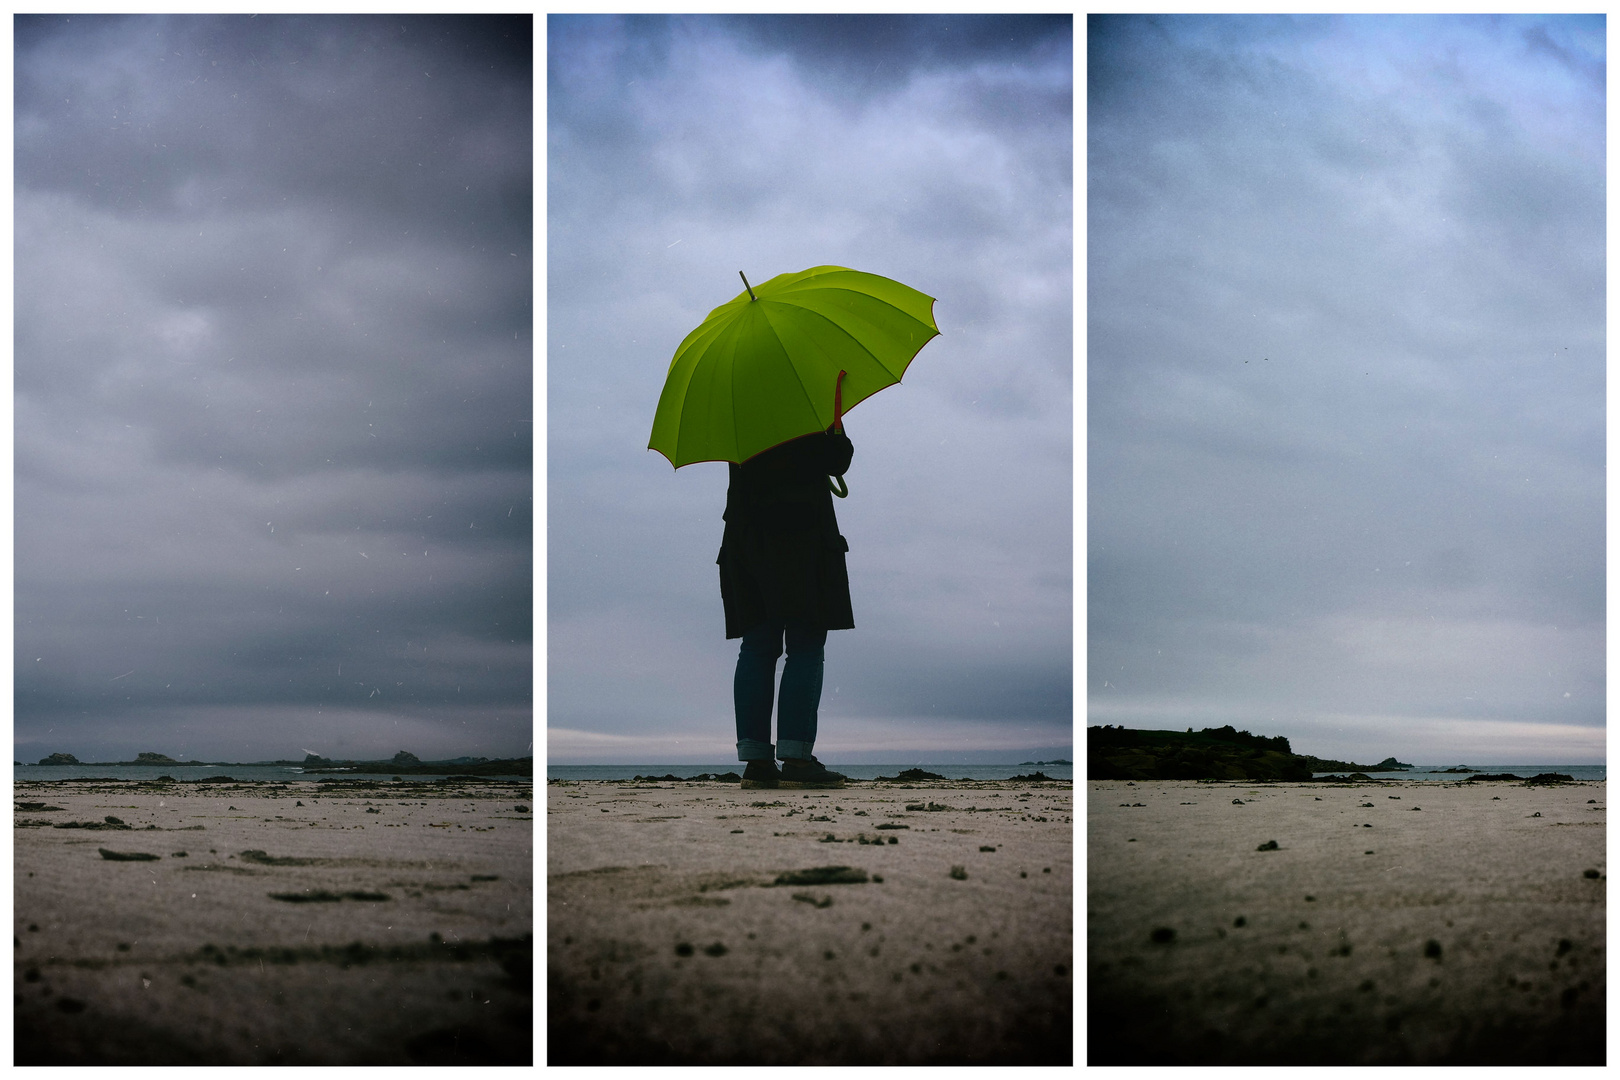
left=717, top=428, right=854, bottom=638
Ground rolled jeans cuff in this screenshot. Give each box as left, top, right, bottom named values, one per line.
left=776, top=738, right=815, bottom=761
left=737, top=739, right=775, bottom=762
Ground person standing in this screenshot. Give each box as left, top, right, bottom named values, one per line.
left=718, top=424, right=855, bottom=789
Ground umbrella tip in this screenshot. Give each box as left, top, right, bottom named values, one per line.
left=739, top=270, right=757, bottom=301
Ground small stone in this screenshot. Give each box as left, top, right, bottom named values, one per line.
left=1256, top=840, right=1279, bottom=851
left=675, top=943, right=694, bottom=957
left=1150, top=927, right=1175, bottom=944
left=949, top=866, right=967, bottom=880
left=1232, top=799, right=1244, bottom=805
left=1233, top=916, right=1246, bottom=927
left=1424, top=940, right=1443, bottom=960
left=1583, top=869, right=1600, bottom=879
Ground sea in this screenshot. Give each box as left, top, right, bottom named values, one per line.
left=547, top=762, right=1073, bottom=782
left=13, top=764, right=531, bottom=783
left=1308, top=764, right=1605, bottom=782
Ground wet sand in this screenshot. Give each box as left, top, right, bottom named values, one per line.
left=1088, top=778, right=1605, bottom=1065
left=15, top=775, right=533, bottom=1065
left=547, top=778, right=1073, bottom=1064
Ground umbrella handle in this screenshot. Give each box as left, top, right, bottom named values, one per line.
left=833, top=369, right=846, bottom=433
left=829, top=475, right=848, bottom=498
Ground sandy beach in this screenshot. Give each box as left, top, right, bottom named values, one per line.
left=547, top=777, right=1073, bottom=1064
left=1088, top=777, right=1604, bottom=1064
left=15, top=775, right=533, bottom=1065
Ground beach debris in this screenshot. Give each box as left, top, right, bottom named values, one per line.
left=703, top=942, right=728, bottom=957
left=268, top=890, right=390, bottom=903
left=98, top=849, right=160, bottom=861
left=1531, top=812, right=1542, bottom=818
left=239, top=849, right=321, bottom=866
left=874, top=822, right=909, bottom=830
left=819, top=833, right=843, bottom=843
left=1583, top=869, right=1600, bottom=879
left=1365, top=850, right=1374, bottom=854
left=1424, top=940, right=1443, bottom=960
left=1558, top=939, right=1574, bottom=955
left=675, top=942, right=694, bottom=956
left=1388, top=796, right=1400, bottom=800
left=1361, top=802, right=1375, bottom=807
left=731, top=829, right=744, bottom=834
left=772, top=866, right=868, bottom=886
left=1233, top=916, right=1246, bottom=927
left=979, top=845, right=997, bottom=852
left=1149, top=927, right=1175, bottom=944
left=1411, top=807, right=1422, bottom=811
left=55, top=820, right=131, bottom=830
left=1256, top=840, right=1279, bottom=851
left=792, top=892, right=834, bottom=908
left=171, top=851, right=187, bottom=857
left=1232, top=799, right=1244, bottom=805
left=1305, top=895, right=1316, bottom=902
left=949, top=866, right=968, bottom=880
left=905, top=802, right=954, bottom=812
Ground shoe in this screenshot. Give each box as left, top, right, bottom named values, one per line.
left=779, top=757, right=848, bottom=788
left=740, top=759, right=780, bottom=789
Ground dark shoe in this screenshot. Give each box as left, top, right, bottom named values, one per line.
left=740, top=760, right=780, bottom=789
left=779, top=757, right=848, bottom=788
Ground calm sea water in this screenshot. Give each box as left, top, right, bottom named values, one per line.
left=13, top=764, right=529, bottom=783
left=1309, top=764, right=1605, bottom=782
left=547, top=763, right=1073, bottom=782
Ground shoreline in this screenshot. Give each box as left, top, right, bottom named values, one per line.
left=548, top=778, right=1073, bottom=1064
left=1087, top=778, right=1605, bottom=1064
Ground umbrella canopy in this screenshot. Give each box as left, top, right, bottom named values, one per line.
left=649, top=265, right=939, bottom=468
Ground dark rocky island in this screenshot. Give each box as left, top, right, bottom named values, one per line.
left=1089, top=725, right=1406, bottom=782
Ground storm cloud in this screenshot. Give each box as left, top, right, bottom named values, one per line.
left=14, top=15, right=533, bottom=762
left=1088, top=16, right=1603, bottom=763
left=547, top=15, right=1073, bottom=764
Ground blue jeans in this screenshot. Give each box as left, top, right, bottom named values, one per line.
left=734, top=619, right=827, bottom=762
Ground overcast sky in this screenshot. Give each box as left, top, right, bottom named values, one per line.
left=1089, top=15, right=1604, bottom=765
left=547, top=15, right=1073, bottom=765
left=14, top=15, right=532, bottom=763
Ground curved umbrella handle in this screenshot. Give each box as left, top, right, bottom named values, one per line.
left=829, top=475, right=848, bottom=498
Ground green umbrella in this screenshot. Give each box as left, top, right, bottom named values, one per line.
left=649, top=265, right=939, bottom=476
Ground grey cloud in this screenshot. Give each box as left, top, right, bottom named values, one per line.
left=16, top=14, right=532, bottom=763
left=1089, top=15, right=1602, bottom=760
